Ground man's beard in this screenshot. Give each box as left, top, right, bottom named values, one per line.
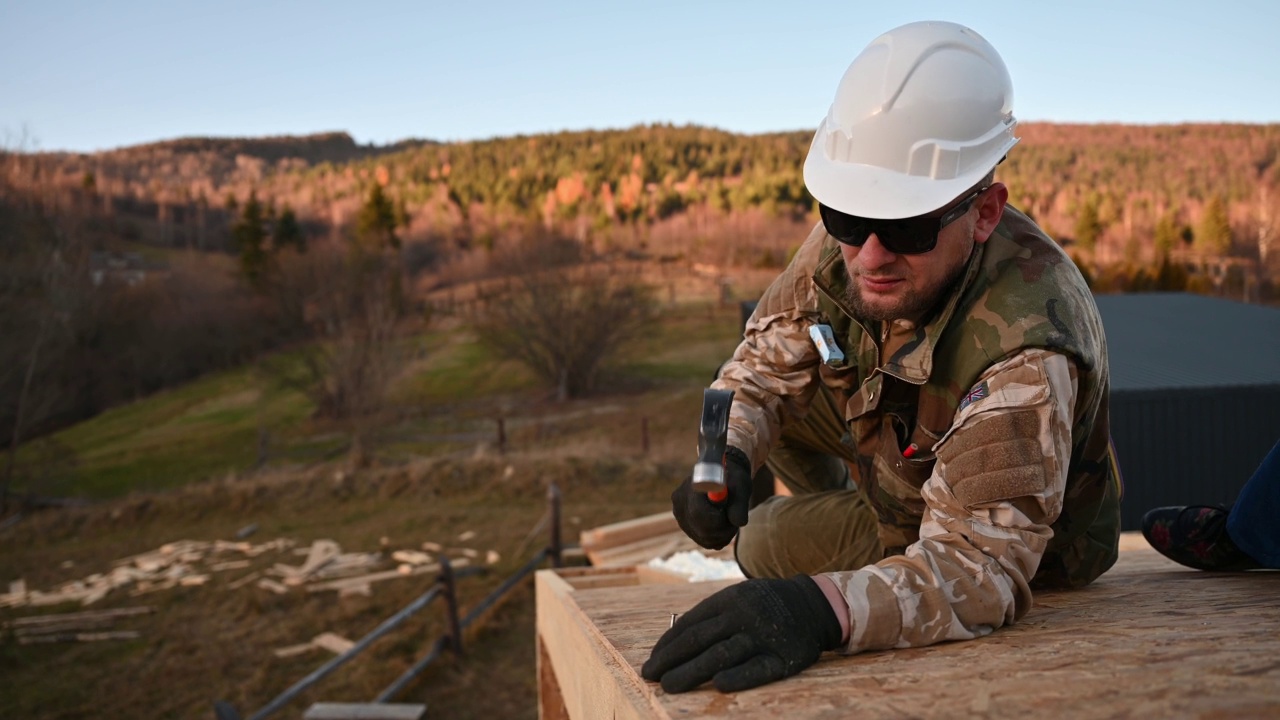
left=843, top=256, right=970, bottom=323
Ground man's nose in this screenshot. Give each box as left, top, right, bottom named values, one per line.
left=858, top=233, right=897, bottom=269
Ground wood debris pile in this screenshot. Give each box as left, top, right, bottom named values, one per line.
left=1, top=531, right=501, bottom=609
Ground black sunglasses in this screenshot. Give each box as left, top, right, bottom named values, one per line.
left=819, top=186, right=988, bottom=255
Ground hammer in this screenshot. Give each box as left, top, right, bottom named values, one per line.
left=691, top=388, right=735, bottom=503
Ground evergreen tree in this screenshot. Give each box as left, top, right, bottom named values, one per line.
left=1154, top=211, right=1180, bottom=256
left=233, top=191, right=269, bottom=288
left=1074, top=196, right=1103, bottom=251
left=1196, top=195, right=1232, bottom=255
left=356, top=184, right=399, bottom=249
left=273, top=205, right=306, bottom=252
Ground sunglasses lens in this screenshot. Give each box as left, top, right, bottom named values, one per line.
left=879, top=220, right=936, bottom=254
left=819, top=204, right=868, bottom=245
left=820, top=205, right=937, bottom=254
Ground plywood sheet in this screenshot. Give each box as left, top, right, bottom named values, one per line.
left=537, top=534, right=1280, bottom=719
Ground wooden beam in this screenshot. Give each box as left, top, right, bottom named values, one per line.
left=579, top=512, right=678, bottom=554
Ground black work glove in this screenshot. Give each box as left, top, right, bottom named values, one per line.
left=641, top=575, right=843, bottom=693
left=671, top=446, right=752, bottom=550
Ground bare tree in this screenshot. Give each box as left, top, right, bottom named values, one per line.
left=265, top=243, right=408, bottom=467
left=472, top=238, right=656, bottom=401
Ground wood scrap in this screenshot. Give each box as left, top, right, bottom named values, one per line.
left=213, top=540, right=253, bottom=554
left=26, top=589, right=96, bottom=607
left=6, top=606, right=154, bottom=628
left=242, top=538, right=294, bottom=557
left=305, top=558, right=471, bottom=593
left=449, top=548, right=479, bottom=559
left=159, top=540, right=211, bottom=555
left=309, top=553, right=383, bottom=579
left=391, top=550, right=432, bottom=566
left=19, top=630, right=140, bottom=645
left=457, top=530, right=477, bottom=542
left=129, top=579, right=179, bottom=597
left=80, top=585, right=111, bottom=606
left=257, top=579, right=289, bottom=595
left=13, top=618, right=117, bottom=636
left=228, top=571, right=262, bottom=590
left=312, top=632, right=355, bottom=655
left=338, top=584, right=372, bottom=598
left=486, top=550, right=501, bottom=565
left=421, top=541, right=443, bottom=553
left=273, top=641, right=318, bottom=659
left=279, top=551, right=383, bottom=586
left=210, top=560, right=251, bottom=572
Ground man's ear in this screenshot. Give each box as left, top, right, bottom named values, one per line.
left=973, top=183, right=1008, bottom=244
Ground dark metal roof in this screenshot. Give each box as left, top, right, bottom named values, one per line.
left=1094, top=293, right=1280, bottom=391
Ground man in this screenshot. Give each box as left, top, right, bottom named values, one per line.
left=643, top=20, right=1122, bottom=694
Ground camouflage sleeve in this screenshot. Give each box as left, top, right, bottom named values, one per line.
left=712, top=224, right=829, bottom=471
left=821, top=348, right=1078, bottom=653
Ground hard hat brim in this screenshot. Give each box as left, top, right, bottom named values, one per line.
left=803, top=128, right=1016, bottom=219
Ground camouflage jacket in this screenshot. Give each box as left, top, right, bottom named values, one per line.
left=714, top=206, right=1122, bottom=654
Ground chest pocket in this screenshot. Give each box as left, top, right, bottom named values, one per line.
left=864, top=381, right=947, bottom=553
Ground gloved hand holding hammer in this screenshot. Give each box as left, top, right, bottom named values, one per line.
left=671, top=389, right=752, bottom=550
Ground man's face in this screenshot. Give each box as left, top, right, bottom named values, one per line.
left=839, top=204, right=978, bottom=323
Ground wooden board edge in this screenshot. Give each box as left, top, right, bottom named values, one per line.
left=535, top=570, right=669, bottom=720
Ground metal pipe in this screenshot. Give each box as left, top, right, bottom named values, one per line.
left=373, top=635, right=449, bottom=703
left=460, top=547, right=548, bottom=628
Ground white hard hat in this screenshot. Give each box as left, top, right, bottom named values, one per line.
left=803, top=21, right=1019, bottom=219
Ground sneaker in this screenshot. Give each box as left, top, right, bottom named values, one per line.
left=1141, top=505, right=1262, bottom=572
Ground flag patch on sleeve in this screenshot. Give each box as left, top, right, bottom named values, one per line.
left=959, top=381, right=989, bottom=412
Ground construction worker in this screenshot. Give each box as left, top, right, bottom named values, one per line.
left=645, top=20, right=1121, bottom=693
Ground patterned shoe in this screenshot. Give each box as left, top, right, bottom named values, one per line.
left=1141, top=505, right=1262, bottom=571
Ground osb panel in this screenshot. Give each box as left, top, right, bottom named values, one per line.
left=542, top=538, right=1280, bottom=719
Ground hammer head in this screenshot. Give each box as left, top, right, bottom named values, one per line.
left=691, top=388, right=735, bottom=495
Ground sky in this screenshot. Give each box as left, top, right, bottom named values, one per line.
left=3, top=0, right=1279, bottom=153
